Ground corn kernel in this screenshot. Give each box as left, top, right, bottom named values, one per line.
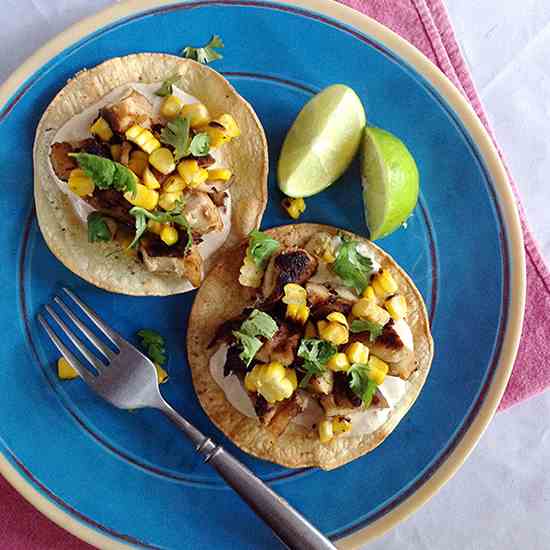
left=207, top=168, right=232, bottom=182
left=326, top=352, right=350, bottom=372
left=317, top=320, right=349, bottom=346
left=149, top=147, right=176, bottom=175
left=110, top=144, right=121, bottom=162
left=385, top=295, right=408, bottom=320
left=286, top=304, right=310, bottom=325
left=128, top=150, right=148, bottom=177
left=372, top=269, right=398, bottom=299
left=352, top=298, right=391, bottom=326
left=180, top=103, right=210, bottom=128
left=244, top=362, right=296, bottom=403
left=160, top=225, right=179, bottom=246
left=163, top=175, right=186, bottom=193
left=57, top=357, right=79, bottom=380
left=346, top=342, right=370, bottom=365
left=214, top=114, right=241, bottom=138
left=326, top=312, right=348, bottom=328
left=332, top=416, right=352, bottom=435
left=124, top=184, right=159, bottom=210
left=142, top=166, right=160, bottom=189
left=304, top=321, right=317, bottom=339
left=68, top=169, right=95, bottom=197
left=147, top=220, right=163, bottom=235
left=362, top=286, right=376, bottom=302
left=239, top=255, right=263, bottom=288
left=177, top=159, right=208, bottom=188
left=199, top=125, right=229, bottom=148
left=125, top=124, right=161, bottom=154
left=89, top=117, right=113, bottom=141
left=282, top=197, right=306, bottom=220
left=318, top=419, right=334, bottom=444
left=287, top=368, right=298, bottom=391
left=158, top=191, right=183, bottom=211
left=282, top=283, right=307, bottom=305
left=155, top=364, right=169, bottom=384
left=160, top=95, right=183, bottom=119
left=322, top=250, right=335, bottom=263
left=367, top=356, right=389, bottom=385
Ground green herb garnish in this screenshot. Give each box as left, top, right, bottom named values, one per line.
left=348, top=363, right=378, bottom=407
left=189, top=133, right=210, bottom=156
left=332, top=236, right=373, bottom=295
left=137, top=329, right=167, bottom=366
left=155, top=73, right=180, bottom=97
left=87, top=212, right=112, bottom=243
left=247, top=230, right=280, bottom=268
left=181, top=35, right=224, bottom=64
left=160, top=117, right=191, bottom=161
left=297, top=338, right=337, bottom=387
left=349, top=319, right=384, bottom=342
left=232, top=309, right=278, bottom=366
left=69, top=153, right=137, bottom=196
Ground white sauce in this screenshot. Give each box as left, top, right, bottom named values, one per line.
left=50, top=82, right=232, bottom=260
left=356, top=242, right=382, bottom=272
left=393, top=318, right=414, bottom=351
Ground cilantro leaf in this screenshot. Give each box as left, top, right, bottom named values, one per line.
left=160, top=117, right=191, bottom=161
left=189, top=133, right=210, bottom=157
left=297, top=338, right=337, bottom=387
left=137, top=329, right=167, bottom=366
left=332, top=236, right=374, bottom=295
left=87, top=212, right=112, bottom=243
left=247, top=230, right=280, bottom=268
left=69, top=153, right=137, bottom=196
left=155, top=73, right=180, bottom=97
left=128, top=209, right=148, bottom=249
left=181, top=35, right=224, bottom=64
left=349, top=319, right=384, bottom=341
left=232, top=331, right=263, bottom=367
left=232, top=309, right=278, bottom=366
left=348, top=363, right=378, bottom=406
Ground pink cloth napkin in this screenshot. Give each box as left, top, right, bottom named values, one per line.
left=2, top=1, right=550, bottom=548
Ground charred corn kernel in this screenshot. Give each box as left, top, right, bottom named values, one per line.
left=158, top=191, right=183, bottom=211
left=238, top=255, right=263, bottom=288
left=160, top=225, right=179, bottom=246
left=124, top=184, right=159, bottom=210
left=318, top=419, right=334, bottom=444
left=372, top=269, right=398, bottom=299
left=332, top=416, right=352, bottom=435
left=149, top=147, right=176, bottom=175
left=160, top=94, right=183, bottom=119
left=346, top=342, right=370, bottom=364
left=385, top=295, right=408, bottom=320
left=282, top=197, right=306, bottom=220
left=163, top=175, right=186, bottom=193
left=244, top=362, right=296, bottom=403
left=180, top=102, right=210, bottom=128
left=352, top=298, right=391, bottom=326
left=125, top=124, right=161, bottom=154
left=317, top=320, right=349, bottom=346
left=285, top=304, right=310, bottom=325
left=367, top=356, right=389, bottom=385
left=142, top=166, right=160, bottom=189
left=57, top=357, right=79, bottom=380
left=304, top=321, right=317, bottom=339
left=326, top=352, right=350, bottom=372
left=200, top=125, right=229, bottom=148
left=326, top=312, right=348, bottom=328
left=207, top=168, right=232, bottom=182
left=110, top=144, right=121, bottom=162
left=128, top=150, right=148, bottom=177
left=282, top=283, right=307, bottom=305
left=155, top=364, right=169, bottom=384
left=322, top=250, right=335, bottom=263
left=362, top=286, right=376, bottom=302
left=89, top=117, right=113, bottom=141
left=147, top=220, right=164, bottom=235
left=177, top=159, right=208, bottom=188
left=214, top=113, right=241, bottom=138
left=68, top=169, right=94, bottom=197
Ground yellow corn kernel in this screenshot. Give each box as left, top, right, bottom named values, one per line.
left=160, top=95, right=183, bottom=119
left=199, top=125, right=229, bottom=148
left=142, top=166, right=160, bottom=189
left=160, top=225, right=179, bottom=246
left=322, top=250, right=335, bottom=263
left=367, top=356, right=389, bottom=385
left=155, top=364, right=169, bottom=384
left=332, top=416, right=352, bottom=435
left=351, top=298, right=391, bottom=326
left=244, top=362, right=296, bottom=403
left=214, top=113, right=241, bottom=138
left=362, top=286, right=376, bottom=302
left=304, top=321, right=317, bottom=339
left=345, top=342, right=370, bottom=365
left=285, top=304, right=310, bottom=325
left=158, top=191, right=183, bottom=211
left=326, top=352, right=350, bottom=372
left=180, top=103, right=211, bottom=128
left=89, top=117, right=113, bottom=141
left=238, top=255, right=263, bottom=288
left=371, top=269, right=398, bottom=299
left=317, top=320, right=349, bottom=346
left=147, top=220, right=164, bottom=235
left=318, top=419, right=334, bottom=444
left=124, top=184, right=159, bottom=210
left=149, top=147, right=176, bottom=175
left=67, top=169, right=94, bottom=197
left=125, top=125, right=161, bottom=154
left=287, top=368, right=298, bottom=391
left=128, top=150, right=148, bottom=177
left=110, top=144, right=121, bottom=162
left=57, top=357, right=79, bottom=380
left=385, top=295, right=408, bottom=320
left=207, top=168, right=232, bottom=182
left=163, top=175, right=186, bottom=193
left=177, top=159, right=208, bottom=188
left=326, top=312, right=348, bottom=328
left=282, top=283, right=307, bottom=305
left=282, top=197, right=306, bottom=220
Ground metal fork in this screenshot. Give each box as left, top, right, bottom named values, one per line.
left=38, top=288, right=335, bottom=550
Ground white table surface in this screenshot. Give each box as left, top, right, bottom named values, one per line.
left=1, top=1, right=549, bottom=549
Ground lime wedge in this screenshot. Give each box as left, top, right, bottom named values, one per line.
left=361, top=127, right=419, bottom=240
left=278, top=84, right=366, bottom=197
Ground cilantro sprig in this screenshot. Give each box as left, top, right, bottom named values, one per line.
left=348, top=363, right=378, bottom=407
left=160, top=117, right=210, bottom=161
left=247, top=230, right=280, bottom=269
left=297, top=338, right=337, bottom=388
left=332, top=236, right=374, bottom=295
left=137, top=329, right=167, bottom=366
left=87, top=212, right=112, bottom=243
left=181, top=35, right=224, bottom=64
left=155, top=73, right=180, bottom=97
left=232, top=309, right=278, bottom=366
left=349, top=319, right=384, bottom=342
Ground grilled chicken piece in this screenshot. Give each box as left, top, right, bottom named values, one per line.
left=254, top=395, right=278, bottom=426
left=320, top=372, right=361, bottom=415
left=183, top=190, right=223, bottom=235
left=262, top=249, right=318, bottom=303
left=255, top=322, right=300, bottom=366
left=388, top=355, right=417, bottom=380
left=50, top=142, right=77, bottom=180
left=355, top=320, right=414, bottom=365
left=223, top=345, right=247, bottom=377
left=310, top=297, right=354, bottom=321
left=305, top=282, right=331, bottom=306
left=308, top=370, right=334, bottom=395
left=210, top=191, right=228, bottom=208
left=140, top=242, right=203, bottom=286
left=74, top=137, right=110, bottom=157
left=268, top=392, right=305, bottom=437
left=119, top=141, right=132, bottom=166
left=100, top=89, right=153, bottom=134
left=85, top=189, right=134, bottom=226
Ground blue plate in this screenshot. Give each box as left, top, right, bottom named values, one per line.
left=0, top=1, right=524, bottom=548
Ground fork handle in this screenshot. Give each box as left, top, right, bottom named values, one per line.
left=161, top=404, right=335, bottom=550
